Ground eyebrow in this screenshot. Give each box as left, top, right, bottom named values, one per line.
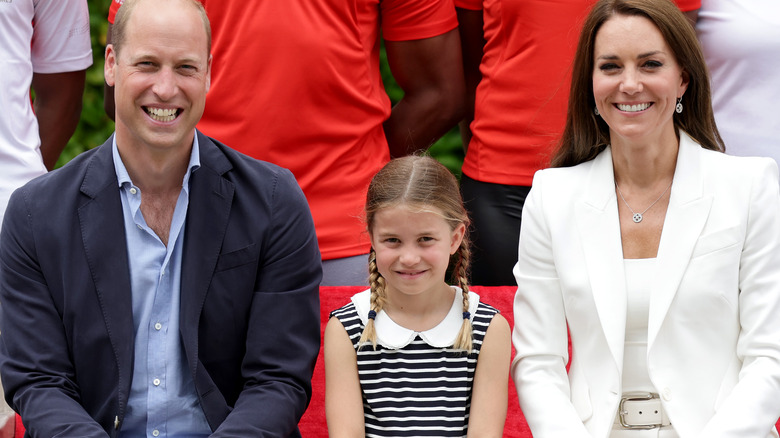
left=597, top=50, right=664, bottom=61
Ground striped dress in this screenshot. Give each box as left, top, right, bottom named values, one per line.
left=330, top=287, right=500, bottom=437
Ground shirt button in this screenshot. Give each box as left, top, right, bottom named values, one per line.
left=153, top=378, right=161, bottom=386
left=662, top=387, right=672, bottom=401
left=152, top=430, right=160, bottom=437
left=154, top=323, right=162, bottom=331
left=129, top=187, right=137, bottom=195
left=136, top=224, right=143, bottom=230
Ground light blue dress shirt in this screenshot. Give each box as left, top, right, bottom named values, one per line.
left=112, top=136, right=211, bottom=438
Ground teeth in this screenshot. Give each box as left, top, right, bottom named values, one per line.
left=146, top=107, right=178, bottom=122
left=617, top=103, right=650, bottom=112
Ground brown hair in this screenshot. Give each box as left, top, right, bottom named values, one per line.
left=112, top=0, right=212, bottom=56
left=360, top=156, right=473, bottom=352
left=552, top=0, right=724, bottom=168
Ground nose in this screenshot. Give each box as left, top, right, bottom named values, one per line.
left=152, top=67, right=177, bottom=101
left=619, top=68, right=643, bottom=95
left=399, top=247, right=421, bottom=266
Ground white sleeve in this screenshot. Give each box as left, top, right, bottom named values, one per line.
left=31, top=0, right=92, bottom=73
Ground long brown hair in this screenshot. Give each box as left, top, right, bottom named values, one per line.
left=552, top=0, right=724, bottom=168
left=360, top=156, right=473, bottom=352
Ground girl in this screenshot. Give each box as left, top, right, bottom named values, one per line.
left=324, top=156, right=511, bottom=437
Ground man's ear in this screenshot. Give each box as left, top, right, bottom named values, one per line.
left=105, top=44, right=117, bottom=87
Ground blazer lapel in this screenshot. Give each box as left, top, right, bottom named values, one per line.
left=179, top=132, right=234, bottom=374
left=576, top=147, right=628, bottom=370
left=77, top=136, right=135, bottom=397
left=648, top=133, right=713, bottom=348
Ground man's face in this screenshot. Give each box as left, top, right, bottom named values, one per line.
left=105, top=0, right=211, bottom=154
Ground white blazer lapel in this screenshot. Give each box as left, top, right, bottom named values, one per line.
left=576, top=147, right=628, bottom=369
left=649, top=132, right=713, bottom=348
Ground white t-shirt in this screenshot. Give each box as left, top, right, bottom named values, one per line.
left=0, top=0, right=92, bottom=226
left=697, top=0, right=780, bottom=173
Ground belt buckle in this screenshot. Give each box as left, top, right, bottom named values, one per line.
left=618, top=392, right=662, bottom=430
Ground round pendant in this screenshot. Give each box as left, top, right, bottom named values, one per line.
left=633, top=213, right=643, bottom=223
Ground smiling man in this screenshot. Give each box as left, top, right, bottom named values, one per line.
left=0, top=0, right=322, bottom=436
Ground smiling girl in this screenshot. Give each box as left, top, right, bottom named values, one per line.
left=324, top=156, right=511, bottom=437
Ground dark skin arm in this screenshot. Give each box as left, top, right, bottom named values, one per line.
left=32, top=70, right=87, bottom=170
left=104, top=23, right=116, bottom=121
left=455, top=7, right=485, bottom=152
left=383, top=29, right=465, bottom=158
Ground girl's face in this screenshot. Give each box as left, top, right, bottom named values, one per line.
left=370, top=205, right=465, bottom=300
left=592, top=14, right=688, bottom=145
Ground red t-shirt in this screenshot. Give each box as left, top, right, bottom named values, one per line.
left=109, top=0, right=458, bottom=260
left=456, top=0, right=701, bottom=187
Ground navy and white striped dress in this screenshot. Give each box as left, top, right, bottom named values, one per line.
left=330, top=287, right=500, bottom=437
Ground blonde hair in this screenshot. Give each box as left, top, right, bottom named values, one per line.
left=359, top=156, right=473, bottom=352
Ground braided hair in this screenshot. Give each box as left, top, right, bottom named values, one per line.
left=359, top=156, right=473, bottom=352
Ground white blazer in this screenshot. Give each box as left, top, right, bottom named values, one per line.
left=511, top=132, right=780, bottom=438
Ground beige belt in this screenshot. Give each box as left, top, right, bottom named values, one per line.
left=616, top=393, right=672, bottom=429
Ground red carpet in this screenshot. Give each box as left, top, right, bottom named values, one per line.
left=11, top=286, right=780, bottom=437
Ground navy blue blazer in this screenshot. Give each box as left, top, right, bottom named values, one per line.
left=0, top=132, right=322, bottom=437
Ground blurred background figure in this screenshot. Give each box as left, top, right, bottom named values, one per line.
left=696, top=0, right=780, bottom=176
left=0, top=0, right=91, bottom=434
left=455, top=0, right=699, bottom=286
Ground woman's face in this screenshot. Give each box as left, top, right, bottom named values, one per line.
left=592, top=14, right=688, bottom=144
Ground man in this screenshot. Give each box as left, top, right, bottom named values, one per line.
left=105, top=0, right=465, bottom=285
left=0, top=0, right=91, bottom=433
left=0, top=0, right=321, bottom=436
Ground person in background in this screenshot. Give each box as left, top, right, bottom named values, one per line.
left=696, top=0, right=780, bottom=178
left=325, top=156, right=510, bottom=436
left=0, top=0, right=91, bottom=434
left=512, top=0, right=780, bottom=436
left=0, top=0, right=321, bottom=435
left=455, top=0, right=699, bottom=286
left=105, top=0, right=465, bottom=286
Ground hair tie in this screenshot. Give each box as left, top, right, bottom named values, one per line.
left=368, top=310, right=377, bottom=320
left=462, top=311, right=471, bottom=320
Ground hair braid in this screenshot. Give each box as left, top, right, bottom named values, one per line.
left=358, top=249, right=386, bottom=350
left=452, top=240, right=473, bottom=352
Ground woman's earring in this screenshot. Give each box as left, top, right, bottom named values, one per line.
left=594, top=106, right=600, bottom=116
left=675, top=97, right=683, bottom=114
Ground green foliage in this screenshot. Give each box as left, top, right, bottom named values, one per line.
left=57, top=0, right=114, bottom=168
left=67, top=2, right=465, bottom=175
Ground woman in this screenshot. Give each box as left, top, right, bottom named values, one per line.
left=511, top=0, right=780, bottom=437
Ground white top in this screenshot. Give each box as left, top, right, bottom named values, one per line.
left=0, top=0, right=92, bottom=226
left=622, top=258, right=656, bottom=394
left=350, top=286, right=481, bottom=349
left=696, top=0, right=780, bottom=173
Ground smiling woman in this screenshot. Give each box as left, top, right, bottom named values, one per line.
left=512, top=1, right=780, bottom=437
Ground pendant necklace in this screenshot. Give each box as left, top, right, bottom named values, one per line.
left=615, top=180, right=673, bottom=223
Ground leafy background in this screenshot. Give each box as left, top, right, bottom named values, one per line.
left=64, top=1, right=465, bottom=175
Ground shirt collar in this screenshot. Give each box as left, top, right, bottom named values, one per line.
left=112, top=132, right=201, bottom=189
left=351, top=286, right=481, bottom=349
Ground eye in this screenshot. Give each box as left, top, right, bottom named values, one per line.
left=418, top=236, right=435, bottom=243
left=642, top=60, right=663, bottom=69
left=383, top=237, right=400, bottom=244
left=597, top=63, right=620, bottom=72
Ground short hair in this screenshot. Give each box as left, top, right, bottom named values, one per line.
left=112, top=0, right=212, bottom=56
left=360, top=156, right=474, bottom=352
left=552, top=0, right=724, bottom=168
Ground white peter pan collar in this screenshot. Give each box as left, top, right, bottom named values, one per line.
left=351, top=286, right=481, bottom=349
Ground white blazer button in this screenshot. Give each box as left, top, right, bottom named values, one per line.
left=662, top=388, right=672, bottom=401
